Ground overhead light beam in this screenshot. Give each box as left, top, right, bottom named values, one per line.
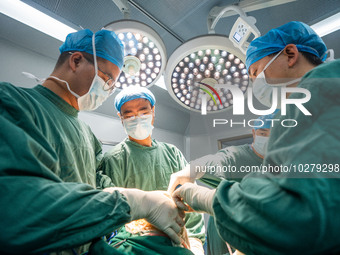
left=0, top=0, right=77, bottom=41
left=311, top=12, right=340, bottom=37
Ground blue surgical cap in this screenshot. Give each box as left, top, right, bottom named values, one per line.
left=114, top=86, right=156, bottom=112
left=253, top=110, right=279, bottom=130
left=246, top=21, right=327, bottom=71
left=59, top=29, right=124, bottom=69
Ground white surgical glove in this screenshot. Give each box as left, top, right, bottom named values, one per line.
left=172, top=183, right=216, bottom=215
left=167, top=165, right=205, bottom=194
left=104, top=188, right=184, bottom=244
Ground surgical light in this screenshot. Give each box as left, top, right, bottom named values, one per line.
left=165, top=5, right=257, bottom=114
left=0, top=0, right=77, bottom=41
left=165, top=35, right=248, bottom=113
left=104, top=20, right=166, bottom=89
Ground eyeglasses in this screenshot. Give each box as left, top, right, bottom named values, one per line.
left=69, top=52, right=117, bottom=93
left=121, top=110, right=154, bottom=121
left=97, top=66, right=116, bottom=92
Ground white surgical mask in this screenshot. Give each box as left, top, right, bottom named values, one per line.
left=123, top=114, right=154, bottom=140
left=252, top=135, right=269, bottom=156
left=78, top=34, right=113, bottom=111
left=252, top=49, right=301, bottom=108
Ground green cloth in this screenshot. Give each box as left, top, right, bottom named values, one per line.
left=0, top=83, right=131, bottom=254
left=207, top=217, right=229, bottom=255
left=213, top=60, right=340, bottom=254
left=193, top=144, right=262, bottom=255
left=99, top=138, right=205, bottom=251
left=198, top=144, right=263, bottom=187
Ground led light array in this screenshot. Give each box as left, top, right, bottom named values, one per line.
left=170, top=48, right=249, bottom=111
left=104, top=20, right=166, bottom=89
left=115, top=32, right=162, bottom=88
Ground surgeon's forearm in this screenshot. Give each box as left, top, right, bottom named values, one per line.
left=0, top=177, right=131, bottom=254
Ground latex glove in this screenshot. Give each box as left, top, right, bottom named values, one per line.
left=103, top=187, right=184, bottom=244
left=188, top=238, right=204, bottom=255
left=172, top=183, right=216, bottom=215
left=167, top=165, right=205, bottom=194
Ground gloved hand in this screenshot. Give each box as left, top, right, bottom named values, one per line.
left=172, top=183, right=216, bottom=215
left=103, top=188, right=185, bottom=244
left=167, top=165, right=205, bottom=194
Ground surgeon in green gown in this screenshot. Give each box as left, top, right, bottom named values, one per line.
left=195, top=114, right=276, bottom=255
left=169, top=21, right=340, bottom=254
left=98, top=86, right=205, bottom=255
left=0, top=29, right=184, bottom=254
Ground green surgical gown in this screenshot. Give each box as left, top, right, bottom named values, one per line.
left=213, top=60, right=340, bottom=254
left=99, top=138, right=205, bottom=251
left=197, top=144, right=263, bottom=187
left=0, top=83, right=131, bottom=254
left=193, top=144, right=262, bottom=255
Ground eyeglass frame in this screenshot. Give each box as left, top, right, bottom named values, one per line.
left=120, top=109, right=154, bottom=121
left=68, top=52, right=117, bottom=93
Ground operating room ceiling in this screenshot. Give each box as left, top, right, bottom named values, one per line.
left=1, top=0, right=339, bottom=134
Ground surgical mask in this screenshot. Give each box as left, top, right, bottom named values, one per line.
left=78, top=34, right=114, bottom=111
left=252, top=49, right=301, bottom=108
left=321, top=49, right=335, bottom=63
left=252, top=135, right=269, bottom=156
left=123, top=114, right=154, bottom=140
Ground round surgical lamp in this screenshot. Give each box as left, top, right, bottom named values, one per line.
left=104, top=20, right=167, bottom=89
left=165, top=35, right=249, bottom=113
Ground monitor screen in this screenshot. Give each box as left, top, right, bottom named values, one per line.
left=233, top=32, right=242, bottom=42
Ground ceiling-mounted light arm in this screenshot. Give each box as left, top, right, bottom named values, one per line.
left=207, top=5, right=261, bottom=54
left=112, top=0, right=130, bottom=19
left=207, top=5, right=247, bottom=34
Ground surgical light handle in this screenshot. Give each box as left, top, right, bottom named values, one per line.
left=208, top=5, right=247, bottom=34
left=207, top=5, right=261, bottom=54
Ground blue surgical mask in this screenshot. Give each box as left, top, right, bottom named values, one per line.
left=252, top=135, right=269, bottom=156
left=252, top=49, right=301, bottom=108
left=123, top=114, right=154, bottom=140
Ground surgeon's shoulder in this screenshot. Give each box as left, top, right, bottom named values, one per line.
left=155, top=140, right=182, bottom=153
left=103, top=139, right=129, bottom=159
left=0, top=82, right=27, bottom=97
left=0, top=82, right=35, bottom=111
left=302, top=59, right=340, bottom=80
left=299, top=59, right=340, bottom=98
left=220, top=144, right=247, bottom=155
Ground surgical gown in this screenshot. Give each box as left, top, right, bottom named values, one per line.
left=99, top=138, right=205, bottom=253
left=213, top=60, right=340, bottom=254
left=197, top=144, right=263, bottom=187
left=193, top=144, right=262, bottom=255
left=0, top=83, right=131, bottom=254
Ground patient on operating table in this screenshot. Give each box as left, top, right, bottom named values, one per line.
left=124, top=192, right=191, bottom=249
left=94, top=190, right=195, bottom=255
